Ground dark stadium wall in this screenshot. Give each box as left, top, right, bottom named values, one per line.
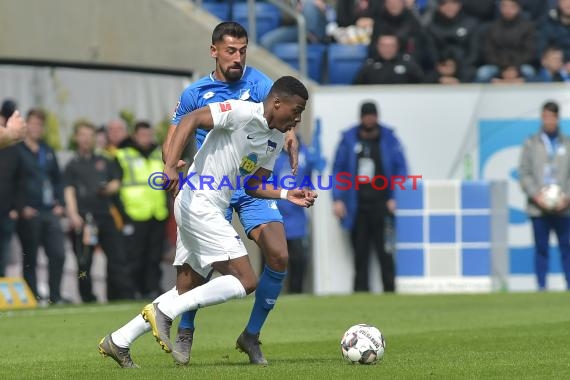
left=0, top=0, right=299, bottom=81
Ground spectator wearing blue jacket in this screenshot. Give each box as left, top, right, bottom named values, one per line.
left=533, top=46, right=570, bottom=83
left=273, top=135, right=314, bottom=293
left=332, top=101, right=408, bottom=293
left=537, top=1, right=570, bottom=63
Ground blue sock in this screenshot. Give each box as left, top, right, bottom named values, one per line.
left=179, top=310, right=197, bottom=330
left=246, top=265, right=286, bottom=335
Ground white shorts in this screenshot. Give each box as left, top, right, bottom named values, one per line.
left=173, top=189, right=247, bottom=278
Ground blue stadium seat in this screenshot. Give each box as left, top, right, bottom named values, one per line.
left=202, top=2, right=230, bottom=20
left=326, top=44, right=368, bottom=85
left=271, top=43, right=326, bottom=83
left=233, top=2, right=280, bottom=42
left=415, top=0, right=429, bottom=12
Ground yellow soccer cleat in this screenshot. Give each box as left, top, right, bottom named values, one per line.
left=141, top=303, right=174, bottom=353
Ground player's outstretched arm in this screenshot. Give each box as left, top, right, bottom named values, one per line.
left=162, top=124, right=189, bottom=170
left=284, top=130, right=299, bottom=175
left=245, top=168, right=317, bottom=208
left=162, top=124, right=177, bottom=163
left=164, top=106, right=213, bottom=195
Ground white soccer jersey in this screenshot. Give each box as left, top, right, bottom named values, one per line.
left=182, top=99, right=284, bottom=210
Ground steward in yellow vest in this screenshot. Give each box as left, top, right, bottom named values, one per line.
left=116, top=140, right=168, bottom=222
left=115, top=122, right=168, bottom=299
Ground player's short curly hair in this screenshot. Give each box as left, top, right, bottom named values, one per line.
left=271, top=76, right=309, bottom=101
left=212, top=22, right=248, bottom=44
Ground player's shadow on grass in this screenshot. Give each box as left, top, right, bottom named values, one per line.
left=190, top=357, right=340, bottom=367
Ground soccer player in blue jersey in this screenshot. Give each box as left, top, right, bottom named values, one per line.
left=98, top=22, right=301, bottom=368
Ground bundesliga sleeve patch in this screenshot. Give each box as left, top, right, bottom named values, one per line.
left=219, top=102, right=232, bottom=112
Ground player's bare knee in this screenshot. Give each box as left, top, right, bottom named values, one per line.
left=212, top=259, right=257, bottom=293
left=254, top=222, right=289, bottom=271
left=232, top=271, right=257, bottom=294
left=176, top=264, right=205, bottom=293
left=238, top=269, right=258, bottom=294
left=265, top=249, right=288, bottom=272
left=240, top=276, right=257, bottom=295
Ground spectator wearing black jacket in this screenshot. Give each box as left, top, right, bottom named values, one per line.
left=458, top=0, right=496, bottom=23
left=476, top=0, right=536, bottom=83
left=336, top=0, right=376, bottom=28
left=518, top=0, right=554, bottom=23
left=16, top=109, right=66, bottom=304
left=422, top=0, right=495, bottom=24
left=368, top=0, right=431, bottom=68
left=355, top=33, right=424, bottom=84
left=426, top=0, right=480, bottom=81
left=423, top=49, right=465, bottom=84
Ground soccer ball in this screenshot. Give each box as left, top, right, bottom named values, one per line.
left=340, top=324, right=385, bottom=365
left=541, top=184, right=562, bottom=210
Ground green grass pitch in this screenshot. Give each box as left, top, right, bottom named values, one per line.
left=1, top=292, right=569, bottom=379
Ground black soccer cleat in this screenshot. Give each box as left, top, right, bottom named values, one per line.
left=98, top=334, right=139, bottom=368
left=235, top=330, right=268, bottom=365
left=172, top=328, right=194, bottom=366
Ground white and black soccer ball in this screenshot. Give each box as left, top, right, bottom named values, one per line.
left=541, top=184, right=563, bottom=210
left=340, top=323, right=385, bottom=365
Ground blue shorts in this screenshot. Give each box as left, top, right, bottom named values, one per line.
left=225, top=188, right=283, bottom=236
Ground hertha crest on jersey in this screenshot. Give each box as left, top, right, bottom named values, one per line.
left=266, top=139, right=277, bottom=154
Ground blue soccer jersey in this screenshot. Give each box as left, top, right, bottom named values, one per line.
left=170, top=66, right=282, bottom=234
left=171, top=66, right=273, bottom=149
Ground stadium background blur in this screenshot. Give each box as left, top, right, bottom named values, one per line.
left=1, top=0, right=568, bottom=305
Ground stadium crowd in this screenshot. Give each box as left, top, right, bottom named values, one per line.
left=235, top=0, right=568, bottom=84
left=346, top=0, right=567, bottom=84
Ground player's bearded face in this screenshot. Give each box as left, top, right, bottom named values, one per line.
left=213, top=36, right=247, bottom=82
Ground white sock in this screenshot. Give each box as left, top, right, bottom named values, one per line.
left=110, top=287, right=179, bottom=348
left=111, top=314, right=149, bottom=348
left=153, top=286, right=179, bottom=304
left=158, top=275, right=246, bottom=319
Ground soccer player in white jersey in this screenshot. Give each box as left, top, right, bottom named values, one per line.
left=98, top=76, right=316, bottom=367
left=168, top=22, right=301, bottom=366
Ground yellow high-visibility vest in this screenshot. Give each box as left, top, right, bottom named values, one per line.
left=116, top=147, right=168, bottom=222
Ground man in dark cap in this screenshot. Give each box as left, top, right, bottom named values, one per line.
left=332, top=100, right=408, bottom=293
